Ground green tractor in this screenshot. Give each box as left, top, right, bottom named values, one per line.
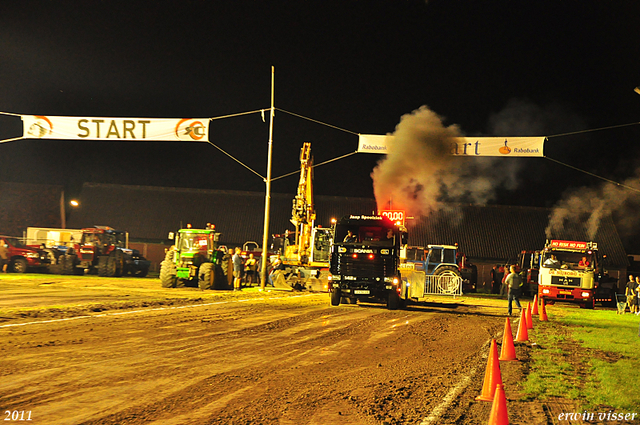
left=159, top=225, right=228, bottom=290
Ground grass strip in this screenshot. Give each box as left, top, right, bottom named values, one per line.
left=522, top=305, right=640, bottom=411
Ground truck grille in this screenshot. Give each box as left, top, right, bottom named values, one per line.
left=335, top=255, right=394, bottom=278
left=551, top=276, right=581, bottom=287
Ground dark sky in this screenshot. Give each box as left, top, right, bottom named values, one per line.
left=1, top=1, right=640, bottom=212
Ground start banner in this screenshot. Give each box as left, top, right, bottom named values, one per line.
left=22, top=115, right=210, bottom=142
left=358, top=134, right=545, bottom=157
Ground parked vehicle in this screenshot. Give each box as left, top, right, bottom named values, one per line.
left=0, top=235, right=51, bottom=273
left=58, top=226, right=150, bottom=277
left=160, top=224, right=226, bottom=289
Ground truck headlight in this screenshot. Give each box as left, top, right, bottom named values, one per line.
left=25, top=252, right=40, bottom=258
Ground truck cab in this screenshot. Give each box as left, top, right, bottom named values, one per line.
left=328, top=215, right=407, bottom=309
left=538, top=240, right=614, bottom=309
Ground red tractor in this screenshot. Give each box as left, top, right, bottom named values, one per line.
left=58, top=226, right=150, bottom=277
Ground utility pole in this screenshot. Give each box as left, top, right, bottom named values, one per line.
left=260, top=67, right=275, bottom=290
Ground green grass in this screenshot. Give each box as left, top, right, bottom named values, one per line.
left=522, top=306, right=640, bottom=411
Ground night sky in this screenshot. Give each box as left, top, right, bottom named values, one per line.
left=1, top=1, right=640, bottom=243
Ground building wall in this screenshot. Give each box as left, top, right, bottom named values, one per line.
left=129, top=242, right=169, bottom=272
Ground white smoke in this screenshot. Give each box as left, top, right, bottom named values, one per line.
left=545, top=172, right=640, bottom=240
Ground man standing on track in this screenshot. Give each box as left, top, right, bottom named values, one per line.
left=505, top=265, right=523, bottom=316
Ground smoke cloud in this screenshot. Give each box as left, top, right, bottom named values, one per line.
left=545, top=172, right=640, bottom=241
left=370, top=106, right=520, bottom=218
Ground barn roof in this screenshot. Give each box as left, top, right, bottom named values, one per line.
left=0, top=182, right=64, bottom=236
left=65, top=183, right=629, bottom=268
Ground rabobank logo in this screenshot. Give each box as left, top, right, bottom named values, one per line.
left=498, top=139, right=511, bottom=154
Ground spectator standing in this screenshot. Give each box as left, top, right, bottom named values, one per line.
left=0, top=239, right=8, bottom=273
left=490, top=265, right=499, bottom=294
left=636, top=276, right=640, bottom=316
left=232, top=247, right=244, bottom=291
left=245, top=253, right=257, bottom=285
left=625, top=275, right=637, bottom=314
left=505, top=265, right=523, bottom=316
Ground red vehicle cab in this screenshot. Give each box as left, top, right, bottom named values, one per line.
left=1, top=236, right=50, bottom=273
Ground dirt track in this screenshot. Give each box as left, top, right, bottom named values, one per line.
left=0, top=276, right=549, bottom=424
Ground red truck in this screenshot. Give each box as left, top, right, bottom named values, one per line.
left=0, top=236, right=51, bottom=273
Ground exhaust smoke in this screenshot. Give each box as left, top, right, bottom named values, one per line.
left=370, top=106, right=518, bottom=218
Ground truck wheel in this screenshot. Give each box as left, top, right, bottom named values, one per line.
left=11, top=258, right=28, bottom=273
left=62, top=254, right=78, bottom=275
left=330, top=288, right=341, bottom=306
left=388, top=289, right=401, bottom=310
left=159, top=261, right=177, bottom=288
left=198, top=263, right=214, bottom=290
left=97, top=256, right=109, bottom=277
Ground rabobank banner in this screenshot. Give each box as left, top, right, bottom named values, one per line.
left=358, top=134, right=545, bottom=157
left=22, top=115, right=210, bottom=142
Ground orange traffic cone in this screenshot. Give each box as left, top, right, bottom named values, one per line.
left=526, top=302, right=533, bottom=330
left=532, top=294, right=539, bottom=315
left=488, top=384, right=510, bottom=425
left=515, top=308, right=529, bottom=342
left=499, top=317, right=518, bottom=361
left=540, top=298, right=548, bottom=322
left=476, top=339, right=503, bottom=402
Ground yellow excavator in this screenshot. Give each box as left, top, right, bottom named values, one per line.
left=272, top=142, right=333, bottom=291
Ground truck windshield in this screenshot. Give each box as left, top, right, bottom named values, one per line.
left=542, top=252, right=594, bottom=270
left=335, top=225, right=395, bottom=246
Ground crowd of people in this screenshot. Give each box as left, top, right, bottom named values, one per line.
left=625, top=275, right=640, bottom=315
left=228, top=246, right=284, bottom=291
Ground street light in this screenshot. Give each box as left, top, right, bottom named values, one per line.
left=635, top=86, right=640, bottom=95
left=69, top=200, right=79, bottom=207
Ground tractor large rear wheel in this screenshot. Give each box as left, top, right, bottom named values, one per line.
left=111, top=250, right=124, bottom=277
left=97, top=256, right=109, bottom=277
left=160, top=261, right=177, bottom=288
left=198, top=263, right=214, bottom=290
left=62, top=254, right=78, bottom=275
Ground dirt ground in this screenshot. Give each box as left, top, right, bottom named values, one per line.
left=0, top=275, right=563, bottom=424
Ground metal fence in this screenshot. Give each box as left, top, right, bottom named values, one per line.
left=405, top=271, right=463, bottom=298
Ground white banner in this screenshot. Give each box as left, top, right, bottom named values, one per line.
left=358, top=134, right=545, bottom=157
left=22, top=115, right=210, bottom=142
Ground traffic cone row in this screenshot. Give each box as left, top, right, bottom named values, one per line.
left=479, top=297, right=552, bottom=424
